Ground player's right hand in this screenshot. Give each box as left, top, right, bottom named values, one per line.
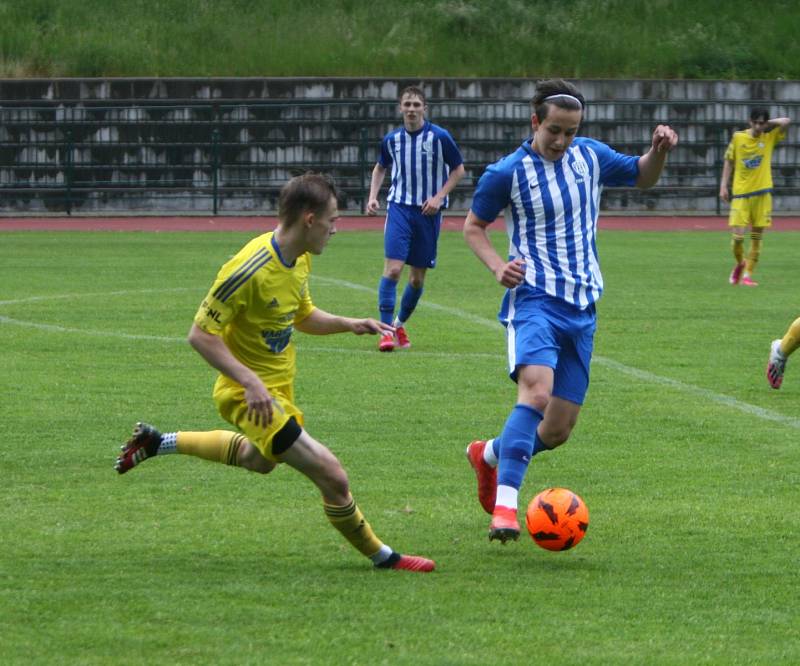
left=245, top=382, right=274, bottom=427
left=366, top=198, right=380, bottom=215
left=495, top=259, right=526, bottom=288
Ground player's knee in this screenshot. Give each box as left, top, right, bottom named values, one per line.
left=238, top=441, right=276, bottom=474
left=516, top=374, right=552, bottom=413
left=544, top=426, right=572, bottom=448
left=384, top=265, right=402, bottom=281
left=540, top=417, right=578, bottom=448
left=519, top=389, right=550, bottom=414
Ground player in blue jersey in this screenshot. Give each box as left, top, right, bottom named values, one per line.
left=367, top=86, right=465, bottom=352
left=115, top=173, right=435, bottom=572
left=463, top=79, right=678, bottom=543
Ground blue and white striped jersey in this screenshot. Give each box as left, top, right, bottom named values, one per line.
left=470, top=137, right=639, bottom=310
left=379, top=120, right=463, bottom=208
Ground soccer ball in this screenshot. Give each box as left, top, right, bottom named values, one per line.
left=525, top=487, right=589, bottom=551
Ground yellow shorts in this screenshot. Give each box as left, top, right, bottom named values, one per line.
left=212, top=375, right=304, bottom=462
left=728, top=193, right=772, bottom=228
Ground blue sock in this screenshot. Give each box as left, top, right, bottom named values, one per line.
left=494, top=422, right=550, bottom=461
left=378, top=277, right=398, bottom=326
left=398, top=284, right=424, bottom=323
left=496, top=404, right=544, bottom=491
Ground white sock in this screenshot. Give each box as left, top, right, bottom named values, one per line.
left=483, top=439, right=498, bottom=467
left=369, top=544, right=394, bottom=564
left=496, top=485, right=519, bottom=511
left=156, top=432, right=178, bottom=455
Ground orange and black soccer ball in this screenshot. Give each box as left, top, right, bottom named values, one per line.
left=526, top=487, right=589, bottom=551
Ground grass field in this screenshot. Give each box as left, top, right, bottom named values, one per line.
left=1, top=0, right=799, bottom=78
left=1, top=228, right=799, bottom=664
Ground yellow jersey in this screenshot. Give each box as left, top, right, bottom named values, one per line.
left=725, top=127, right=786, bottom=198
left=193, top=231, right=315, bottom=386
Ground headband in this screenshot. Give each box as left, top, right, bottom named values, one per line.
left=543, top=94, right=583, bottom=109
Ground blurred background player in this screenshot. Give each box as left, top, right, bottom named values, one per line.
left=463, top=78, right=678, bottom=543
left=115, top=173, right=434, bottom=573
left=719, top=108, right=791, bottom=287
left=767, top=316, right=800, bottom=389
left=367, top=86, right=465, bottom=351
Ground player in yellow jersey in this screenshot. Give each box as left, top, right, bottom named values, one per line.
left=115, top=173, right=435, bottom=573
left=767, top=315, right=800, bottom=389
left=719, top=108, right=791, bottom=287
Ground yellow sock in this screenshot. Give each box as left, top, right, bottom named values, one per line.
left=324, top=496, right=384, bottom=559
left=781, top=317, right=800, bottom=357
left=745, top=231, right=762, bottom=275
left=731, top=234, right=745, bottom=264
left=176, top=430, right=246, bottom=465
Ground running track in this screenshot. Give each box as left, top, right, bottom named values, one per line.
left=3, top=215, right=800, bottom=232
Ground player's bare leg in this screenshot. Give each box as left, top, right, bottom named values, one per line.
left=279, top=429, right=434, bottom=572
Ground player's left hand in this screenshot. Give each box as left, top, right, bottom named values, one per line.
left=421, top=195, right=443, bottom=216
left=350, top=318, right=394, bottom=336
left=652, top=125, right=678, bottom=152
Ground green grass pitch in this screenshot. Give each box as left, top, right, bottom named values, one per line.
left=1, top=228, right=798, bottom=664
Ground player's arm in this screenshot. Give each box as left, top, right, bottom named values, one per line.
left=294, top=308, right=394, bottom=336
left=421, top=163, right=466, bottom=216
left=463, top=210, right=525, bottom=288
left=719, top=158, right=734, bottom=202
left=187, top=323, right=275, bottom=426
left=366, top=163, right=387, bottom=215
left=766, top=117, right=791, bottom=132
left=635, top=124, right=679, bottom=189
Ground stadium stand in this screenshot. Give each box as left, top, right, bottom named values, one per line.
left=0, top=77, right=798, bottom=214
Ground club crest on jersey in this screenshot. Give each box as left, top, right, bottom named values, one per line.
left=422, top=137, right=434, bottom=154
left=570, top=158, right=589, bottom=177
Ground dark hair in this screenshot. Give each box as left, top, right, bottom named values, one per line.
left=399, top=85, right=426, bottom=105
left=750, top=107, right=769, bottom=122
left=278, top=173, right=338, bottom=225
left=531, top=78, right=585, bottom=121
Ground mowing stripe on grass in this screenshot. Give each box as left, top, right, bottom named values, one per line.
left=0, top=314, right=185, bottom=342
left=595, top=356, right=800, bottom=429
left=318, top=277, right=800, bottom=430
left=2, top=280, right=798, bottom=430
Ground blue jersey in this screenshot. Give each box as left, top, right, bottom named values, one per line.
left=379, top=120, right=463, bottom=208
left=470, top=137, right=639, bottom=310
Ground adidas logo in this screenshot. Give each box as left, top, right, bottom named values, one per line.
left=267, top=297, right=279, bottom=308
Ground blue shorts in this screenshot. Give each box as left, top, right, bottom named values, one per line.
left=384, top=202, right=441, bottom=269
left=501, top=285, right=596, bottom=405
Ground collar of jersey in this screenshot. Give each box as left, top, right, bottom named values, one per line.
left=404, top=120, right=429, bottom=137
left=270, top=234, right=296, bottom=268
left=521, top=138, right=570, bottom=163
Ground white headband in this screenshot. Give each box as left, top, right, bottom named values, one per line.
left=543, top=94, right=583, bottom=109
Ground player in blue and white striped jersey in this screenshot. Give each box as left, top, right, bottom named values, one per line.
left=367, top=86, right=465, bottom=352
left=463, top=79, right=678, bottom=544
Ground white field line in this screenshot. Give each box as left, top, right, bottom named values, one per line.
left=3, top=279, right=798, bottom=429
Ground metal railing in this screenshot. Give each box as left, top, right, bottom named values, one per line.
left=1, top=99, right=798, bottom=214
